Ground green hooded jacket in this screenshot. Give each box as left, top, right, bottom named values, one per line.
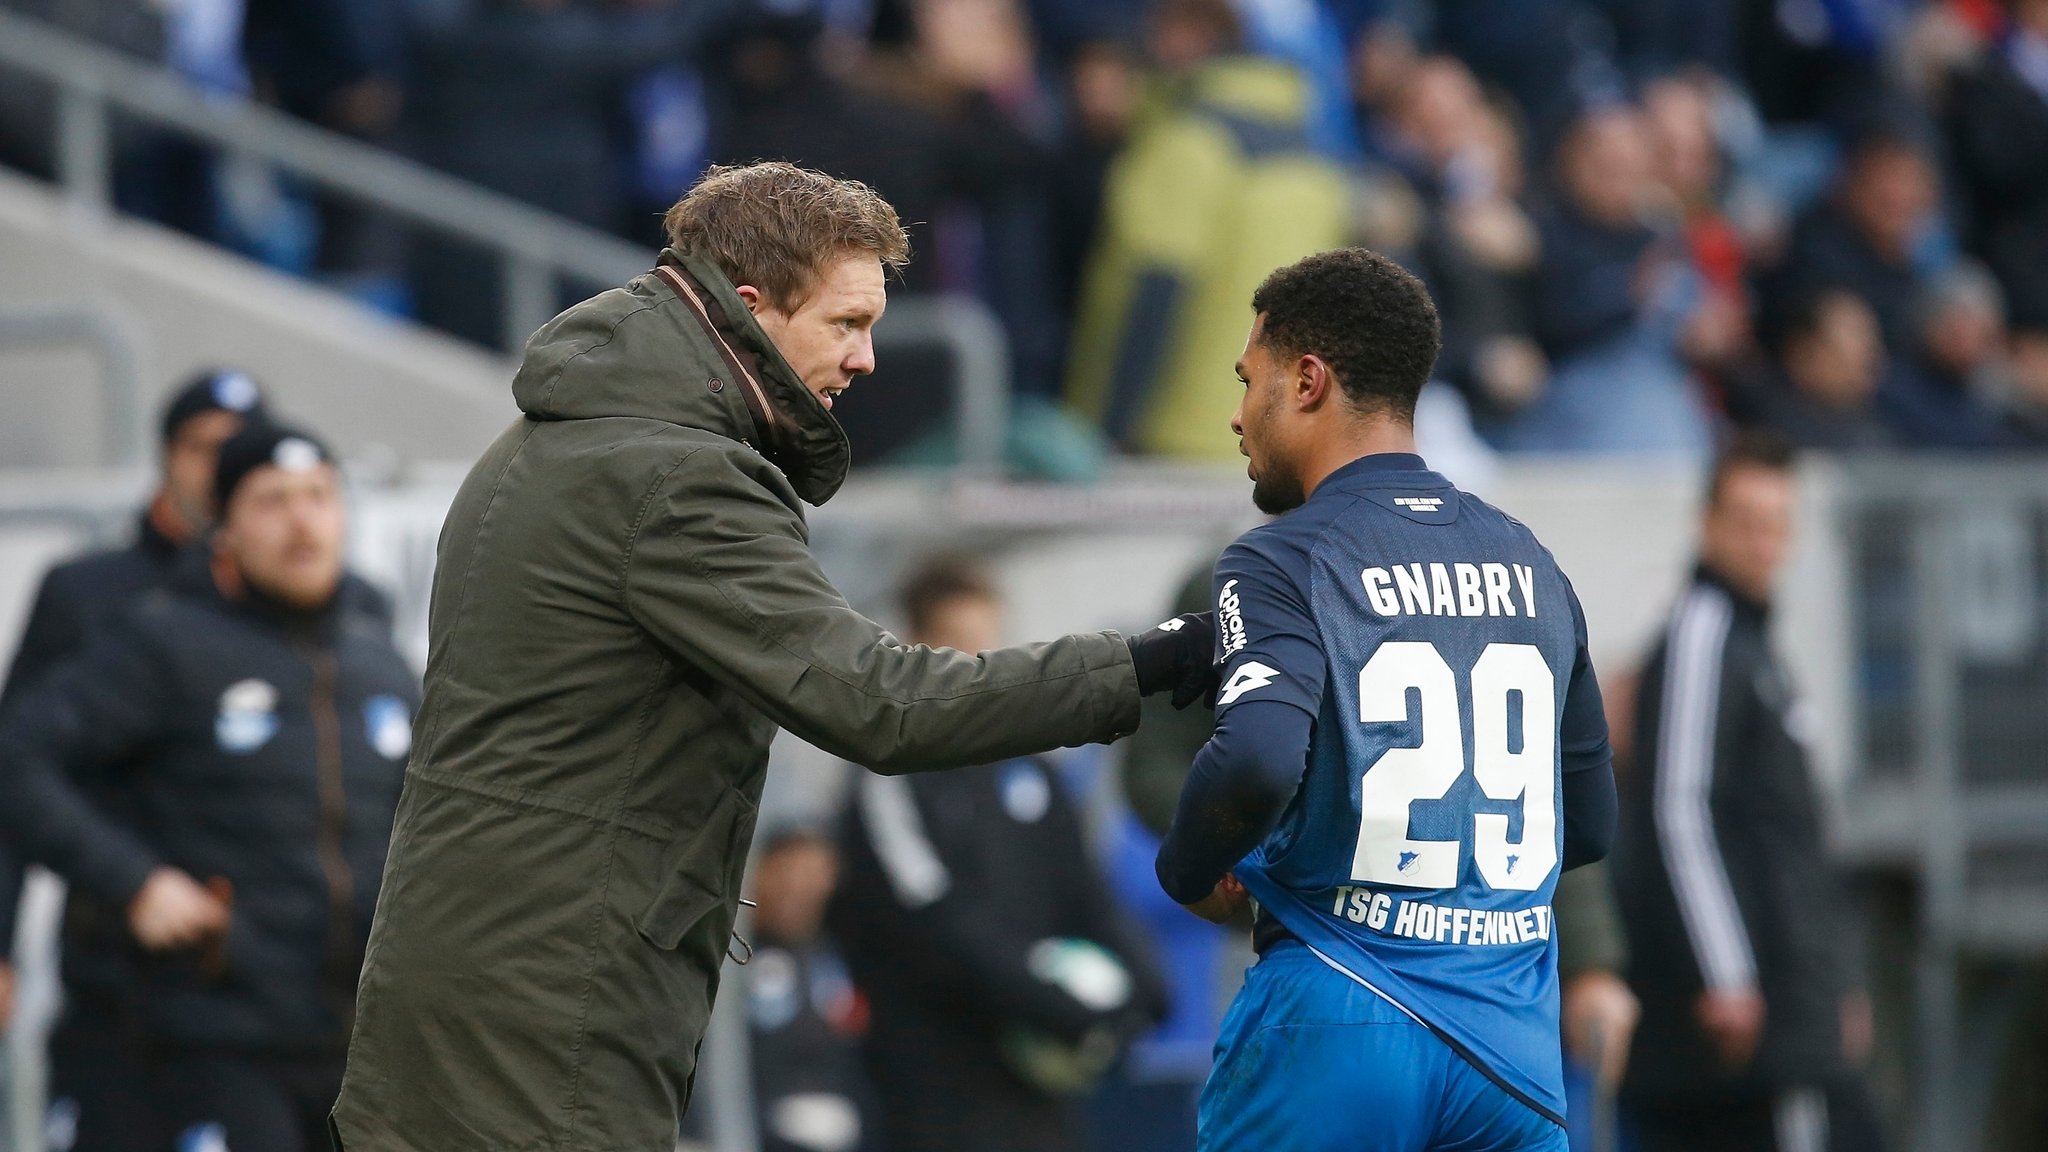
left=331, top=251, right=1141, bottom=1151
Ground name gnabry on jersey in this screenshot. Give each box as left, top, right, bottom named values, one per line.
left=1359, top=562, right=1540, bottom=619
left=1326, top=885, right=1554, bottom=947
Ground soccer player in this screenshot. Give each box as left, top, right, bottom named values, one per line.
left=1155, top=248, right=1618, bottom=1151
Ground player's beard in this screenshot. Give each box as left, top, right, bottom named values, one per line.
left=1251, top=462, right=1306, bottom=514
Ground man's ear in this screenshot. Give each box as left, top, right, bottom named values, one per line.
left=1295, top=354, right=1335, bottom=410
left=734, top=284, right=765, bottom=316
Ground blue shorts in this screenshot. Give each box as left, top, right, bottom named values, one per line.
left=1198, top=941, right=1567, bottom=1152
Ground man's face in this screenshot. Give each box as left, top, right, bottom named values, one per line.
left=1786, top=294, right=1882, bottom=409
left=750, top=837, right=839, bottom=946
left=1700, top=464, right=1794, bottom=604
left=1845, top=147, right=1936, bottom=262
left=1232, top=315, right=1307, bottom=514
left=163, top=410, right=245, bottom=538
left=743, top=254, right=886, bottom=411
left=217, top=462, right=346, bottom=611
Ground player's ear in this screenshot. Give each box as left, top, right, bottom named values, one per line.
left=734, top=284, right=766, bottom=316
left=1296, top=354, right=1334, bottom=410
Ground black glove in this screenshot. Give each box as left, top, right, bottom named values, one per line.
left=1126, top=612, right=1219, bottom=709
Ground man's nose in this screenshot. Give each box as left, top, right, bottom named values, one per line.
left=847, top=333, right=876, bottom=377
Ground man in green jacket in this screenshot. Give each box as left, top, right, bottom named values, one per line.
left=331, top=162, right=1215, bottom=1152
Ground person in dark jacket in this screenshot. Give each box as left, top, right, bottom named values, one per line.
left=0, top=422, right=417, bottom=1152
left=1614, top=433, right=1876, bottom=1151
left=1731, top=290, right=1899, bottom=451
left=1763, top=130, right=1941, bottom=354
left=0, top=368, right=264, bottom=1152
left=1945, top=0, right=2048, bottom=327
left=831, top=556, right=1170, bottom=1152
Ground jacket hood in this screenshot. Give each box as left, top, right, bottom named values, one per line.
left=511, top=248, right=852, bottom=505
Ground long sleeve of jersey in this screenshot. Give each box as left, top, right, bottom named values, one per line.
left=1559, top=586, right=1617, bottom=870
left=1155, top=541, right=1325, bottom=905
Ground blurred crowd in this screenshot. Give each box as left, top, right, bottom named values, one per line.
left=7, top=0, right=2048, bottom=463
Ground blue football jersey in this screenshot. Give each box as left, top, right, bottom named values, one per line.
left=1215, top=453, right=1611, bottom=1125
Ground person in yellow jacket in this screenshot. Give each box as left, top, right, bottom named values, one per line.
left=1067, top=3, right=1349, bottom=460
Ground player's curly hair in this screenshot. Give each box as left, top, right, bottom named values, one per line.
left=1250, top=248, right=1441, bottom=423
left=664, top=161, right=910, bottom=311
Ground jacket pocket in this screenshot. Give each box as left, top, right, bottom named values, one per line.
left=634, top=785, right=759, bottom=951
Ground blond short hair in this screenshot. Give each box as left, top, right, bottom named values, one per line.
left=663, top=162, right=910, bottom=310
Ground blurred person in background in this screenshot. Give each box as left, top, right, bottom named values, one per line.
left=1049, top=37, right=1143, bottom=326
left=0, top=369, right=264, bottom=1106
left=1944, top=0, right=2048, bottom=330
left=2000, top=314, right=2048, bottom=446
left=1733, top=289, right=1898, bottom=450
left=1388, top=56, right=1550, bottom=424
left=706, top=0, right=1065, bottom=394
left=401, top=0, right=736, bottom=345
left=1884, top=261, right=2015, bottom=449
left=1495, top=103, right=1713, bottom=456
left=831, top=555, right=1168, bottom=1152
left=0, top=422, right=416, bottom=1152
left=1763, top=128, right=1944, bottom=352
left=1643, top=73, right=1753, bottom=382
left=1556, top=862, right=1639, bottom=1152
left=1615, top=433, right=1881, bottom=1152
left=736, top=828, right=876, bottom=1152
left=1066, top=0, right=1348, bottom=459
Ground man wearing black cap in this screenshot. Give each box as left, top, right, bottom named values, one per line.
left=0, top=368, right=264, bottom=1149
left=0, top=421, right=416, bottom=1152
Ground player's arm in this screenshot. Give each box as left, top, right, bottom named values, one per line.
left=1559, top=585, right=1616, bottom=871
left=1154, top=541, right=1325, bottom=913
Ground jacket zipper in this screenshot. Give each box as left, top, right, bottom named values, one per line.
left=305, top=647, right=357, bottom=1019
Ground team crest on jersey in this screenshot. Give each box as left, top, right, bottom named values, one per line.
left=215, top=678, right=279, bottom=754
left=365, top=695, right=414, bottom=760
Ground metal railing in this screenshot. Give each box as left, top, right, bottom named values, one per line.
left=0, top=306, right=147, bottom=468
left=1824, top=458, right=2048, bottom=1152
left=0, top=9, right=1014, bottom=476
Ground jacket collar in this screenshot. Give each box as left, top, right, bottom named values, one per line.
left=510, top=248, right=852, bottom=506
left=653, top=249, right=852, bottom=505
left=1693, top=561, right=1771, bottom=620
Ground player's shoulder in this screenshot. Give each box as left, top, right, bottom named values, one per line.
left=1222, top=507, right=1332, bottom=588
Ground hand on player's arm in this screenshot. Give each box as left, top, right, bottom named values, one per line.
left=1694, top=985, right=1766, bottom=1070
left=1126, top=612, right=1219, bottom=709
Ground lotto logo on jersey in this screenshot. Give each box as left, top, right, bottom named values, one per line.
left=1217, top=579, right=1247, bottom=656
left=1217, top=662, right=1279, bottom=706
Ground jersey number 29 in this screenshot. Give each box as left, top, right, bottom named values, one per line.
left=1351, top=642, right=1556, bottom=892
